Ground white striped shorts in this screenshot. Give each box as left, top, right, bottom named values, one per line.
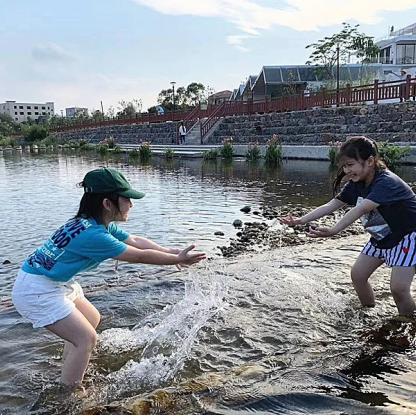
left=362, top=231, right=416, bottom=267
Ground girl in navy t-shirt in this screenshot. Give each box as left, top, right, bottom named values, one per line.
left=281, top=136, right=416, bottom=317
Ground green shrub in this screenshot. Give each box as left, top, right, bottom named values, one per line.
left=220, top=138, right=234, bottom=160
left=164, top=148, right=175, bottom=159
left=203, top=149, right=219, bottom=160
left=264, top=134, right=282, bottom=166
left=328, top=141, right=342, bottom=168
left=0, top=136, right=17, bottom=147
left=97, top=144, right=109, bottom=154
left=246, top=143, right=261, bottom=161
left=129, top=149, right=139, bottom=158
left=24, top=125, right=48, bottom=143
left=378, top=142, right=411, bottom=171
left=77, top=139, right=94, bottom=151
left=113, top=145, right=123, bottom=154
left=107, top=137, right=116, bottom=149
left=36, top=135, right=58, bottom=147
left=138, top=142, right=152, bottom=161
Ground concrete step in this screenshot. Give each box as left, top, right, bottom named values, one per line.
left=121, top=144, right=222, bottom=150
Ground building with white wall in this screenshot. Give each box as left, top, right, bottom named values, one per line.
left=230, top=22, right=416, bottom=102
left=376, top=23, right=416, bottom=66
left=66, top=107, right=88, bottom=118
left=0, top=101, right=54, bottom=123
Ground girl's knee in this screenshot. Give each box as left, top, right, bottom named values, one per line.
left=76, top=329, right=98, bottom=351
left=350, top=269, right=369, bottom=285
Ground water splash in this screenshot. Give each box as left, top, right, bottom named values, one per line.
left=103, top=264, right=227, bottom=389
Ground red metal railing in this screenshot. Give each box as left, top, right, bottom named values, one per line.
left=51, top=108, right=207, bottom=133
left=200, top=102, right=225, bottom=140
left=51, top=76, right=416, bottom=134
left=183, top=105, right=203, bottom=132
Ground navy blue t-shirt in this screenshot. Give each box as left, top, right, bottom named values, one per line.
left=336, top=169, right=416, bottom=249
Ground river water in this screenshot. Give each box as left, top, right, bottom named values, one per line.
left=1, top=150, right=416, bottom=414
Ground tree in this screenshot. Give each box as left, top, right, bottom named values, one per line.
left=117, top=99, right=142, bottom=118
left=185, top=82, right=205, bottom=106
left=156, top=82, right=208, bottom=110
left=91, top=110, right=103, bottom=121
left=106, top=105, right=116, bottom=118
left=305, top=23, right=379, bottom=81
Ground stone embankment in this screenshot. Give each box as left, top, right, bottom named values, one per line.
left=209, top=101, right=416, bottom=145
left=54, top=101, right=416, bottom=146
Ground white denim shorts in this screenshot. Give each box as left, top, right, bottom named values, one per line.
left=12, top=269, right=85, bottom=328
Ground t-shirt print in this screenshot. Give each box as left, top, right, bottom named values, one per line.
left=356, top=196, right=391, bottom=240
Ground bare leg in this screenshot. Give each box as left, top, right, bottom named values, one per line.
left=62, top=297, right=100, bottom=362
left=350, top=253, right=384, bottom=307
left=390, top=267, right=415, bottom=316
left=46, top=308, right=97, bottom=386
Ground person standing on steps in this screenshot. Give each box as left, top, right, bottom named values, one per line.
left=178, top=121, right=187, bottom=145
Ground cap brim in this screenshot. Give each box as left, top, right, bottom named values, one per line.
left=118, top=189, right=145, bottom=199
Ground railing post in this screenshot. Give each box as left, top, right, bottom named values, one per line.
left=373, top=79, right=379, bottom=105
left=405, top=74, right=411, bottom=101
left=346, top=83, right=351, bottom=106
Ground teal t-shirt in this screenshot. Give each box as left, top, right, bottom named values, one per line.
left=22, top=217, right=129, bottom=282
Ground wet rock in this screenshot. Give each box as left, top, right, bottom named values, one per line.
left=2, top=260, right=11, bottom=265
left=233, top=219, right=243, bottom=228
left=214, top=231, right=225, bottom=236
left=218, top=206, right=365, bottom=258
left=240, top=205, right=251, bottom=213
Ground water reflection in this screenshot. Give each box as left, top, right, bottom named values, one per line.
left=1, top=151, right=416, bottom=414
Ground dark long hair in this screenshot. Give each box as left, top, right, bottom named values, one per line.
left=333, top=136, right=386, bottom=194
left=75, top=182, right=120, bottom=223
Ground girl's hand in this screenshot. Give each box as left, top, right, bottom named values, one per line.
left=177, top=245, right=206, bottom=266
left=279, top=214, right=303, bottom=226
left=307, top=226, right=336, bottom=238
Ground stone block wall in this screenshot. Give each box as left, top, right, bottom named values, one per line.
left=54, top=121, right=177, bottom=144
left=53, top=101, right=416, bottom=145
left=209, top=101, right=416, bottom=144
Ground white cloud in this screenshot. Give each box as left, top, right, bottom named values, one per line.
left=32, top=43, right=76, bottom=63
left=226, top=35, right=252, bottom=52
left=132, top=0, right=416, bottom=47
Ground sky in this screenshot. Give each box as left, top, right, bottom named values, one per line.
left=1, top=0, right=416, bottom=114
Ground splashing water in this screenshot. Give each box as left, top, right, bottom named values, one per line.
left=102, top=264, right=228, bottom=389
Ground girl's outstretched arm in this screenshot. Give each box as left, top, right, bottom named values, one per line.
left=114, top=244, right=206, bottom=266
left=280, top=198, right=345, bottom=226
left=125, top=235, right=180, bottom=254
left=308, top=198, right=378, bottom=238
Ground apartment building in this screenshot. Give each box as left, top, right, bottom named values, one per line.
left=0, top=100, right=54, bottom=123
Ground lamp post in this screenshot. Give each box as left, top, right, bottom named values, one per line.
left=336, top=44, right=340, bottom=107
left=170, top=81, right=176, bottom=113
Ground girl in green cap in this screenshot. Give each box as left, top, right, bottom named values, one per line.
left=12, top=167, right=206, bottom=390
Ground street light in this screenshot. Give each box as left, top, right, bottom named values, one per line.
left=170, top=81, right=176, bottom=112
left=336, top=44, right=340, bottom=107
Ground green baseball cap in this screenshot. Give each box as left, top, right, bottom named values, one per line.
left=82, top=168, right=145, bottom=199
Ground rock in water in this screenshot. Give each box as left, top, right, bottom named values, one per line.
left=233, top=219, right=243, bottom=228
